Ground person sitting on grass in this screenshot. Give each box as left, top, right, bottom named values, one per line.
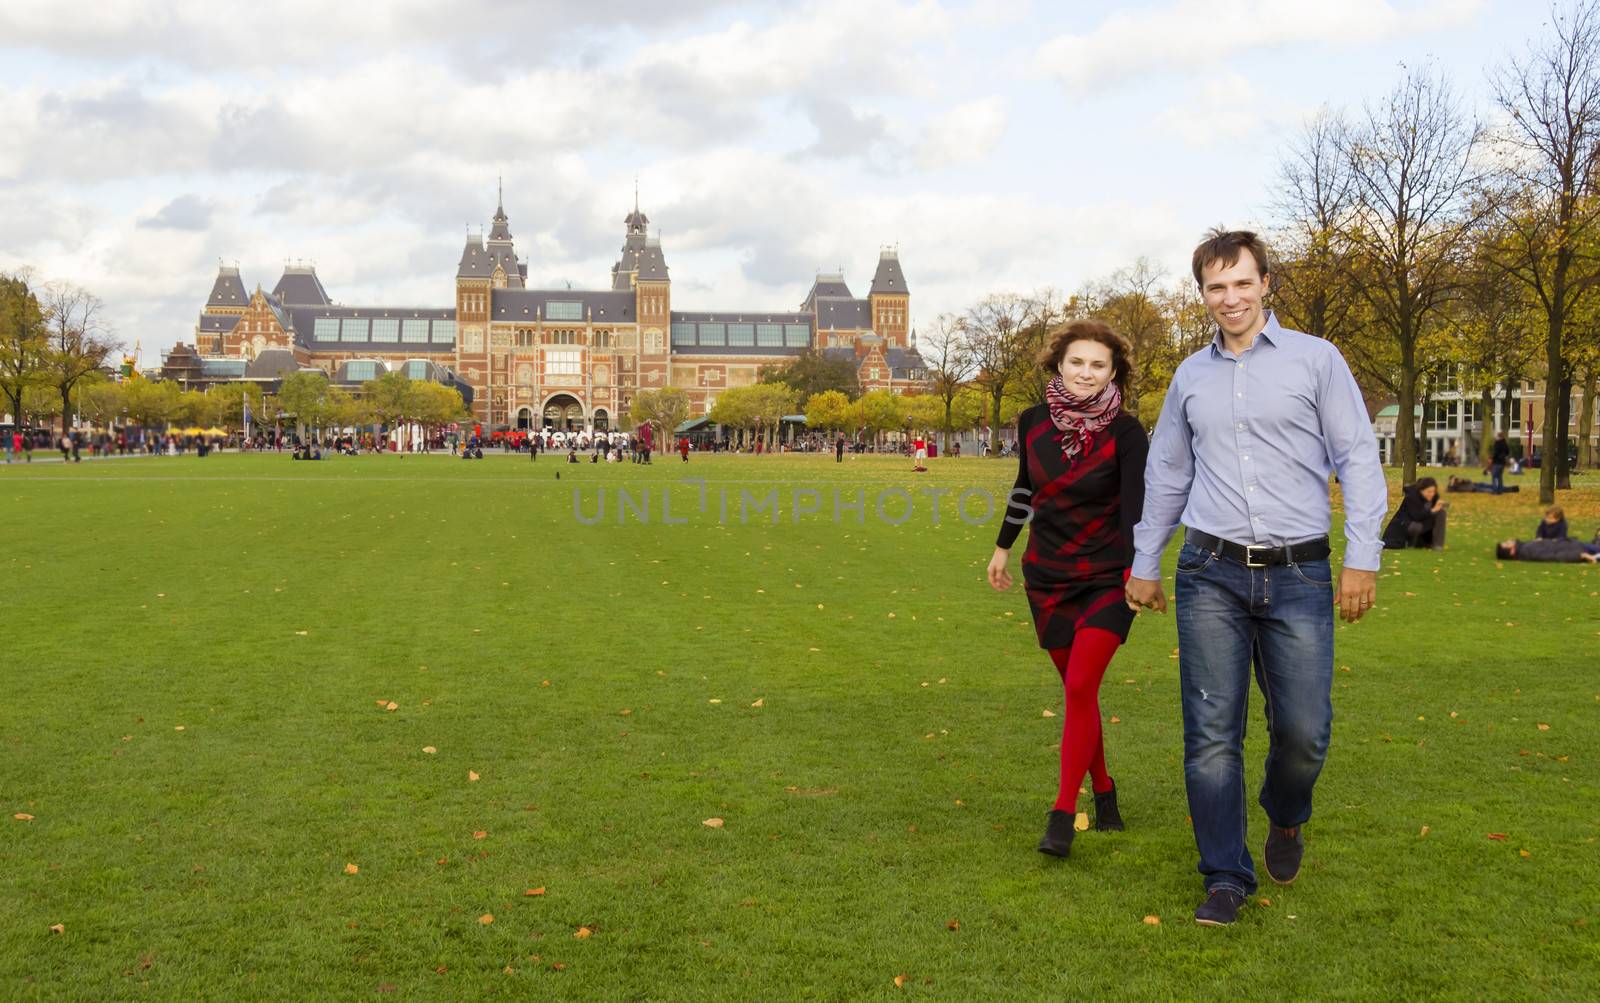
left=1495, top=538, right=1600, bottom=563
left=1534, top=505, right=1569, bottom=541
left=1382, top=477, right=1447, bottom=550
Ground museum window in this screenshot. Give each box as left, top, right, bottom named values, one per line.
left=546, top=351, right=581, bottom=376
left=546, top=301, right=583, bottom=321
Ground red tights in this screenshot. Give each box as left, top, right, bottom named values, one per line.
left=1047, top=627, right=1120, bottom=812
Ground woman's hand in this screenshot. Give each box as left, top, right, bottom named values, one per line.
left=987, top=548, right=1013, bottom=591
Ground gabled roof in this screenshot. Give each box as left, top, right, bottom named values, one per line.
left=206, top=266, right=248, bottom=309
left=245, top=349, right=302, bottom=380
left=457, top=236, right=491, bottom=279
left=489, top=204, right=513, bottom=242
left=198, top=313, right=239, bottom=333
left=612, top=233, right=668, bottom=285
left=869, top=250, right=907, bottom=296
left=492, top=289, right=636, bottom=324
left=801, top=273, right=853, bottom=311
left=884, top=347, right=927, bottom=371
left=486, top=245, right=523, bottom=288
left=272, top=266, right=332, bottom=306
left=814, top=297, right=873, bottom=331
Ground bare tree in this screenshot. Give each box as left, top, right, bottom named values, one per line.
left=1082, top=258, right=1170, bottom=418
left=1272, top=108, right=1361, bottom=346
left=41, top=281, right=117, bottom=430
left=965, top=293, right=1032, bottom=455
left=1013, top=287, right=1070, bottom=408
left=1488, top=0, right=1600, bottom=499
left=920, top=313, right=977, bottom=453
left=1339, top=65, right=1489, bottom=484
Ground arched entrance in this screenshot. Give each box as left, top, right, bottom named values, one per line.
left=593, top=408, right=609, bottom=431
left=515, top=407, right=534, bottom=430
left=542, top=394, right=584, bottom=431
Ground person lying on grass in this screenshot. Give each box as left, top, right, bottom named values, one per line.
left=1496, top=538, right=1599, bottom=563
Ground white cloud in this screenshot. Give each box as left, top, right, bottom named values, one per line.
left=915, top=97, right=1008, bottom=168
left=1031, top=0, right=1486, bottom=95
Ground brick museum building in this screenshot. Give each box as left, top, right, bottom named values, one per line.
left=167, top=193, right=929, bottom=432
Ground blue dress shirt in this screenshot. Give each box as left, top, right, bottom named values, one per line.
left=1132, top=312, right=1387, bottom=579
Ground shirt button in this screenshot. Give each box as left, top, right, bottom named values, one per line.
left=1237, top=423, right=1245, bottom=430
left=1236, top=392, right=1243, bottom=398
left=1248, top=485, right=1256, bottom=492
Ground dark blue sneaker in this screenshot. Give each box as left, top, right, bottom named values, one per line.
left=1264, top=824, right=1305, bottom=885
left=1194, top=888, right=1247, bottom=926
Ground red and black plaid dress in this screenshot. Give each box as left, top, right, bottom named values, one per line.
left=996, top=405, right=1148, bottom=650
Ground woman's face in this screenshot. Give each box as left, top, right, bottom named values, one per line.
left=1420, top=485, right=1437, bottom=502
left=1058, top=340, right=1115, bottom=397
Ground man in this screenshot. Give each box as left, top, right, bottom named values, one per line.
left=1496, top=538, right=1599, bottom=563
left=1490, top=431, right=1510, bottom=494
left=835, top=434, right=846, bottom=463
left=1125, top=229, right=1386, bottom=927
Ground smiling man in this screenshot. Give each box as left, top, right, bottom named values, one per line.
left=1123, top=229, right=1386, bottom=926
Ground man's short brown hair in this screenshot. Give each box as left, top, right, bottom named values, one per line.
left=1192, top=228, right=1272, bottom=287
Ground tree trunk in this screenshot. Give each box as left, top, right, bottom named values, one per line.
left=1397, top=338, right=1418, bottom=485
left=1539, top=321, right=1562, bottom=504
left=942, top=398, right=954, bottom=454
left=1555, top=374, right=1573, bottom=489
left=1478, top=385, right=1494, bottom=467
left=989, top=387, right=1004, bottom=456
left=1579, top=366, right=1598, bottom=469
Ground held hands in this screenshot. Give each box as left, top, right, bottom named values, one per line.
left=986, top=548, right=1013, bottom=591
left=1337, top=568, right=1378, bottom=623
left=1125, top=575, right=1166, bottom=614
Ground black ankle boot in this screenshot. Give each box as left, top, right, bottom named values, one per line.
left=1093, top=783, right=1125, bottom=832
left=1037, top=809, right=1076, bottom=857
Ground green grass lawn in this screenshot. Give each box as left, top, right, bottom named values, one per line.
left=2, top=452, right=1597, bottom=1000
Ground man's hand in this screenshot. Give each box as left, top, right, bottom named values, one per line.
left=1125, top=575, right=1166, bottom=614
left=986, top=548, right=1013, bottom=591
left=1337, top=568, right=1378, bottom=623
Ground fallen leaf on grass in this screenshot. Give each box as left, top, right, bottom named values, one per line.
left=1537, top=723, right=1551, bottom=731
left=1419, top=825, right=1430, bottom=838
left=478, top=914, right=494, bottom=925
left=525, top=888, right=545, bottom=897
left=702, top=818, right=725, bottom=828
left=49, top=924, right=64, bottom=934
left=295, top=630, right=308, bottom=636
left=1258, top=898, right=1271, bottom=907
left=174, top=726, right=185, bottom=731
left=473, top=831, right=487, bottom=840
left=1074, top=812, right=1090, bottom=832
left=1519, top=849, right=1531, bottom=858
left=385, top=702, right=398, bottom=712
left=14, top=813, right=33, bottom=821
left=708, top=699, right=722, bottom=705
left=1042, top=709, right=1056, bottom=718
left=1110, top=716, right=1122, bottom=725
left=618, top=709, right=632, bottom=716
left=751, top=698, right=764, bottom=708
left=946, top=920, right=960, bottom=931
left=1142, top=915, right=1160, bottom=925
left=422, top=746, right=437, bottom=755
left=343, top=863, right=359, bottom=874
left=574, top=926, right=593, bottom=939
left=894, top=974, right=909, bottom=988
left=541, top=679, right=551, bottom=687
left=1487, top=833, right=1508, bottom=841
left=468, top=771, right=480, bottom=782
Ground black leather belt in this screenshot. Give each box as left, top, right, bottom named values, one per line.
left=1186, top=530, right=1330, bottom=567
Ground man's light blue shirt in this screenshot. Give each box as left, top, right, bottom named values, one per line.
left=1131, top=312, right=1387, bottom=580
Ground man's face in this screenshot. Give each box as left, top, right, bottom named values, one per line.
left=1200, top=250, right=1269, bottom=340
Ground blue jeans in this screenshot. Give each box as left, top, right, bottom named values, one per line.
left=1490, top=463, right=1505, bottom=493
left=1174, top=540, right=1335, bottom=897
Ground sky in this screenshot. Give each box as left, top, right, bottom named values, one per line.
left=0, top=0, right=1549, bottom=367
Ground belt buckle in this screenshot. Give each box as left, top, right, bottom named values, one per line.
left=1244, top=545, right=1270, bottom=568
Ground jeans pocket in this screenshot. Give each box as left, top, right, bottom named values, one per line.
left=1176, top=543, right=1215, bottom=575
left=1289, top=559, right=1333, bottom=588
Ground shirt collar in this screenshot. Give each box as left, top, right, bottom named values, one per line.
left=1208, top=310, right=1280, bottom=358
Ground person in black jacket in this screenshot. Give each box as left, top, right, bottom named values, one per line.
left=1489, top=431, right=1510, bottom=494
left=1382, top=477, right=1447, bottom=550
left=986, top=319, right=1146, bottom=860
left=1534, top=505, right=1569, bottom=540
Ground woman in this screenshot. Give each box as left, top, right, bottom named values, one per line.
left=1381, top=476, right=1446, bottom=550
left=986, top=319, right=1147, bottom=859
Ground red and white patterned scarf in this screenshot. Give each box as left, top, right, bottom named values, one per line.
left=1044, top=375, right=1121, bottom=462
